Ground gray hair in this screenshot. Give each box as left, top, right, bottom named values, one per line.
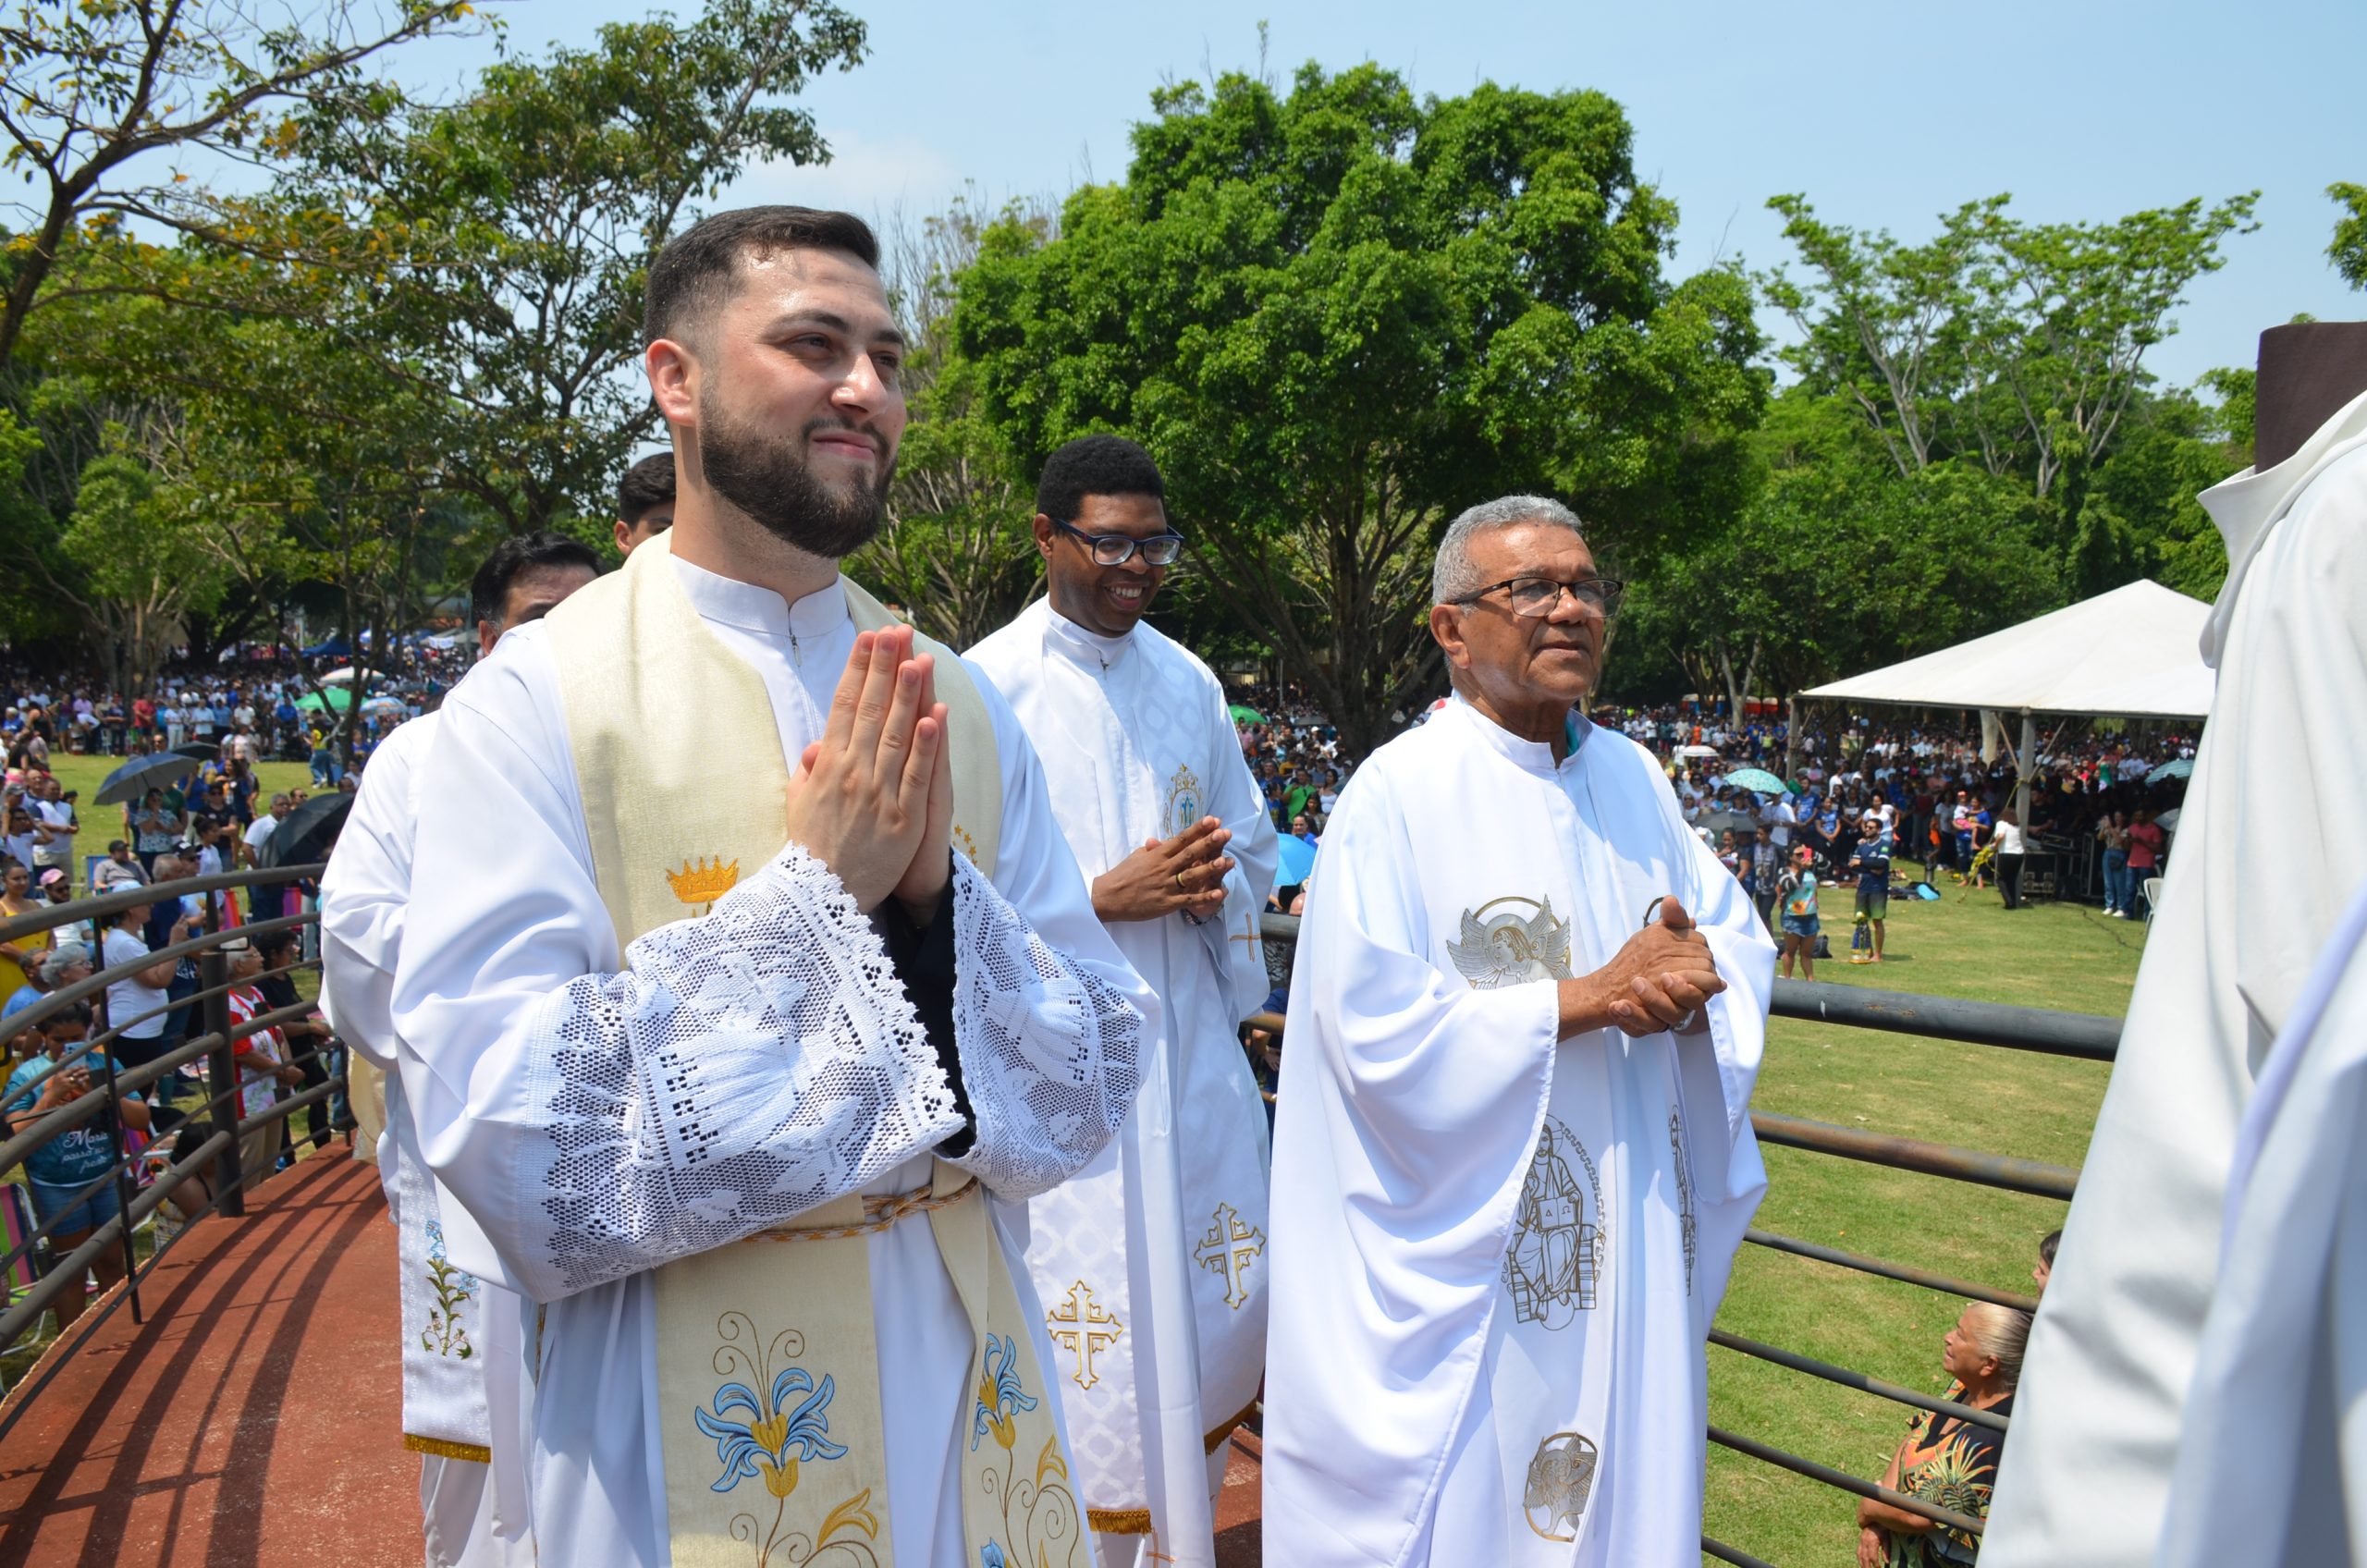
left=1432, top=495, right=1586, bottom=606
left=38, top=943, right=91, bottom=983
left=1961, top=1303, right=2033, bottom=1390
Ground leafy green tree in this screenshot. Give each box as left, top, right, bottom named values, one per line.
left=0, top=0, right=477, bottom=366
left=2330, top=182, right=2367, bottom=290
left=847, top=194, right=1049, bottom=650
left=249, top=0, right=866, bottom=534
left=956, top=65, right=1766, bottom=758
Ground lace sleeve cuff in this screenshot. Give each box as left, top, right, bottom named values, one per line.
left=943, top=854, right=1144, bottom=1199
left=518, top=841, right=966, bottom=1299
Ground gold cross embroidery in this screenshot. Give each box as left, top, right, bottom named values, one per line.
left=1194, top=1203, right=1266, bottom=1311
left=1045, top=1280, right=1122, bottom=1390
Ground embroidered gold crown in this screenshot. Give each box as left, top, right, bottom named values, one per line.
left=666, top=856, right=741, bottom=906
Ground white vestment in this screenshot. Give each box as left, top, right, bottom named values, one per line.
left=318, top=712, right=533, bottom=1568
left=388, top=556, right=1153, bottom=1568
left=1263, top=696, right=1772, bottom=1568
left=969, top=601, right=1279, bottom=1564
left=1983, top=387, right=2367, bottom=1566
left=2155, top=877, right=2367, bottom=1567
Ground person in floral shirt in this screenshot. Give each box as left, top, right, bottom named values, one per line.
left=1859, top=1302, right=2030, bottom=1565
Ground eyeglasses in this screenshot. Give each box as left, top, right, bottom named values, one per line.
left=1053, top=520, right=1184, bottom=568
left=1450, top=575, right=1625, bottom=619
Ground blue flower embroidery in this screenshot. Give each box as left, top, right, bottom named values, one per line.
left=970, top=1332, right=1039, bottom=1452
left=980, top=1541, right=1009, bottom=1568
left=694, top=1366, right=849, bottom=1498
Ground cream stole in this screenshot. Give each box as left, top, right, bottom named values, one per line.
left=544, top=535, right=1080, bottom=1568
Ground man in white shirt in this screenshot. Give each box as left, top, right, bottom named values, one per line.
left=29, top=776, right=74, bottom=877
left=1760, top=792, right=1796, bottom=850
left=241, top=794, right=292, bottom=867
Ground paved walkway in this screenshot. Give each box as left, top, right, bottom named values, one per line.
left=0, top=1151, right=1267, bottom=1567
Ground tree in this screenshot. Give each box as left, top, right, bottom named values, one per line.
left=251, top=0, right=867, bottom=533
left=1761, top=190, right=2256, bottom=594
left=0, top=0, right=476, bottom=367
left=846, top=193, right=1049, bottom=650
left=2330, top=182, right=2367, bottom=291
left=1615, top=401, right=2063, bottom=713
left=956, top=66, right=1766, bottom=759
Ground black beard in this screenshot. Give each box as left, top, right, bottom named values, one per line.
left=696, top=390, right=893, bottom=559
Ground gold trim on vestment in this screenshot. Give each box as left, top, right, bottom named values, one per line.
left=739, top=1176, right=981, bottom=1243
left=1204, top=1396, right=1259, bottom=1454
left=403, top=1433, right=492, bottom=1463
left=1087, top=1507, right=1154, bottom=1534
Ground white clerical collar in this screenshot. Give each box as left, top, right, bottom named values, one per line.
left=667, top=553, right=850, bottom=643
left=1446, top=691, right=1590, bottom=777
left=1041, top=601, right=1134, bottom=670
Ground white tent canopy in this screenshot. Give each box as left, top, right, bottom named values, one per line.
left=1800, top=579, right=2214, bottom=720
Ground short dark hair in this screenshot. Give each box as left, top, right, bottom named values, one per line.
left=1035, top=435, right=1166, bottom=525
left=2039, top=1229, right=2061, bottom=1268
left=471, top=533, right=602, bottom=626
left=643, top=206, right=880, bottom=351
left=617, top=450, right=677, bottom=525
left=40, top=1000, right=92, bottom=1032
left=254, top=927, right=300, bottom=962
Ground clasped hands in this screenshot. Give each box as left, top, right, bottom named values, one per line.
left=782, top=626, right=954, bottom=925
left=1560, top=897, right=1726, bottom=1039
left=1093, top=816, right=1235, bottom=924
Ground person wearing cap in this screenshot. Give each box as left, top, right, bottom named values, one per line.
left=1847, top=813, right=1893, bottom=962
left=92, top=839, right=145, bottom=894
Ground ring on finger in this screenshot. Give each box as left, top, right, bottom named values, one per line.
left=1174, top=870, right=1186, bottom=891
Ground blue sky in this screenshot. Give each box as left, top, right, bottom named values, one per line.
left=407, top=0, right=2361, bottom=388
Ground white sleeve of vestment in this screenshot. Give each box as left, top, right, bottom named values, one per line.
left=1205, top=682, right=1280, bottom=1019
left=943, top=672, right=1149, bottom=1200
left=1286, top=763, right=1560, bottom=1241
left=391, top=653, right=965, bottom=1304
left=316, top=725, right=423, bottom=1073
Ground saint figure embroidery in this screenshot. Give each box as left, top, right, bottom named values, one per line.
left=1523, top=1431, right=1600, bottom=1542
left=1164, top=764, right=1204, bottom=837
left=1503, top=1115, right=1604, bottom=1328
left=1447, top=896, right=1574, bottom=988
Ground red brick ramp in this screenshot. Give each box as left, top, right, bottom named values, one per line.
left=0, top=1149, right=1272, bottom=1568
left=0, top=1152, right=417, bottom=1568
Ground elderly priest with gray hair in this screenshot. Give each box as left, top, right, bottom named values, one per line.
left=1262, top=495, right=1774, bottom=1567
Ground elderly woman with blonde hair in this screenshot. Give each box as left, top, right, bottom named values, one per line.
left=1858, top=1301, right=2031, bottom=1566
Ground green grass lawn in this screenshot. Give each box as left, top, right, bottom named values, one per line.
left=38, top=753, right=316, bottom=878
left=1702, top=864, right=2147, bottom=1565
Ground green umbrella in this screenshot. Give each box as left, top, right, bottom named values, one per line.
left=1723, top=766, right=1793, bottom=795
left=1227, top=704, right=1267, bottom=725
left=295, top=687, right=354, bottom=713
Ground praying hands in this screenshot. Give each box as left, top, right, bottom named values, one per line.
left=784, top=625, right=956, bottom=925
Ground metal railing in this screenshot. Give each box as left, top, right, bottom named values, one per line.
left=0, top=863, right=342, bottom=1439
left=1252, top=911, right=2112, bottom=1564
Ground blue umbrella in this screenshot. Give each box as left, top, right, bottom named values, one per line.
left=2146, top=758, right=2192, bottom=785
left=1724, top=766, right=1792, bottom=795
left=1275, top=835, right=1318, bottom=888
left=93, top=752, right=198, bottom=806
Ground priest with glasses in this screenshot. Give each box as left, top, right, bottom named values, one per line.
left=1264, top=495, right=1774, bottom=1567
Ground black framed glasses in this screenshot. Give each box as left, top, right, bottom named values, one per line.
left=1053, top=520, right=1185, bottom=567
left=1450, top=575, right=1625, bottom=619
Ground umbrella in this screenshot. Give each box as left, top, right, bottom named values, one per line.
left=262, top=790, right=353, bottom=867
left=1275, top=835, right=1318, bottom=888
left=361, top=694, right=408, bottom=714
left=1695, top=809, right=1759, bottom=839
left=318, top=667, right=358, bottom=684
left=2146, top=758, right=2192, bottom=784
left=295, top=688, right=354, bottom=713
left=1724, top=766, right=1792, bottom=795
left=1227, top=704, right=1266, bottom=726
left=1674, top=744, right=1723, bottom=759
left=169, top=741, right=219, bottom=761
left=2155, top=806, right=2182, bottom=832
left=94, top=753, right=198, bottom=806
